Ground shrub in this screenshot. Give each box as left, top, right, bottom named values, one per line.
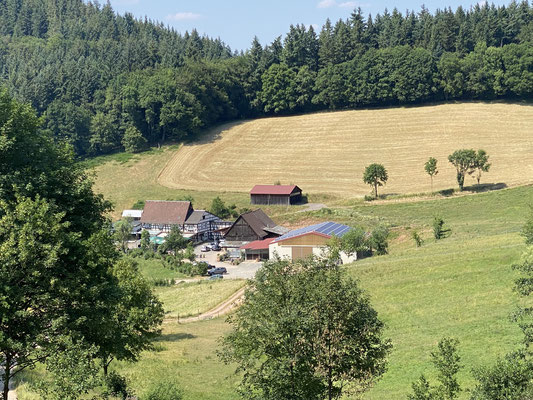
left=143, top=381, right=182, bottom=400
left=364, top=195, right=375, bottom=202
left=433, top=217, right=446, bottom=240
left=370, top=225, right=389, bottom=255
left=105, top=371, right=134, bottom=399
left=412, top=231, right=423, bottom=247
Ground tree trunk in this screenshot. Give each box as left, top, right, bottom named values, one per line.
left=2, top=355, right=11, bottom=400
left=431, top=176, right=433, bottom=192
left=374, top=182, right=378, bottom=198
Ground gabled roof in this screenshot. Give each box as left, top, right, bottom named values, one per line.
left=225, top=209, right=281, bottom=239
left=250, top=185, right=302, bottom=196
left=140, top=200, right=193, bottom=225
left=273, top=221, right=352, bottom=243
left=241, top=209, right=277, bottom=238
left=184, top=210, right=219, bottom=225
left=240, top=238, right=276, bottom=250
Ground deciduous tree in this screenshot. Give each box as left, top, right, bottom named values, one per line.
left=363, top=163, right=388, bottom=198
left=220, top=257, right=391, bottom=400
left=424, top=157, right=439, bottom=191
left=448, top=149, right=476, bottom=191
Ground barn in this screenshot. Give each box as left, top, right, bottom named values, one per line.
left=269, top=221, right=357, bottom=264
left=223, top=209, right=288, bottom=248
left=250, top=185, right=302, bottom=205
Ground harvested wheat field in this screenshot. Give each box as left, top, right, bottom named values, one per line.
left=158, top=103, right=533, bottom=196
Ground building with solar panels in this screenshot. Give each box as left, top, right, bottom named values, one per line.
left=268, top=221, right=357, bottom=264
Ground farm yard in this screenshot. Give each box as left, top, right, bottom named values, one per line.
left=158, top=102, right=533, bottom=196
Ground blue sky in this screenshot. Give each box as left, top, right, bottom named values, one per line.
left=109, top=0, right=509, bottom=52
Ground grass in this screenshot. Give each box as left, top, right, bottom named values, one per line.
left=158, top=103, right=533, bottom=196
left=155, top=279, right=246, bottom=318
left=133, top=256, right=188, bottom=283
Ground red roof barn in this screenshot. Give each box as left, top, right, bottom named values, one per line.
left=250, top=185, right=302, bottom=205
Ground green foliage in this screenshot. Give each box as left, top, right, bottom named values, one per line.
left=140, top=229, right=151, bottom=252
left=143, top=380, right=183, bottom=400
left=209, top=196, right=237, bottom=219
left=433, top=216, right=449, bottom=240
left=339, top=226, right=369, bottom=255
left=424, top=157, right=438, bottom=191
left=132, top=200, right=146, bottom=210
left=473, top=150, right=491, bottom=185
left=159, top=226, right=189, bottom=255
left=370, top=225, right=390, bottom=255
left=471, top=354, right=533, bottom=400
left=114, top=217, right=133, bottom=253
left=220, top=257, right=391, bottom=400
left=122, top=126, right=147, bottom=153
left=407, top=338, right=462, bottom=400
left=448, top=149, right=476, bottom=191
left=104, top=371, right=133, bottom=399
left=521, top=205, right=533, bottom=245
left=363, top=163, right=388, bottom=198
left=33, top=337, right=100, bottom=400
left=412, top=231, right=423, bottom=247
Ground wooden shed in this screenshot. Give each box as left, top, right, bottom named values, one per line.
left=250, top=185, right=302, bottom=205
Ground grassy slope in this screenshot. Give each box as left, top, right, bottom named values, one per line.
left=156, top=280, right=245, bottom=318
left=135, top=257, right=188, bottom=282
left=96, top=186, right=529, bottom=400
left=158, top=103, right=533, bottom=196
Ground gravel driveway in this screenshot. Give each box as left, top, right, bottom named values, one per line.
left=195, top=245, right=262, bottom=280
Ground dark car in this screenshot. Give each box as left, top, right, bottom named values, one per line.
left=207, top=267, right=227, bottom=275
left=211, top=244, right=221, bottom=251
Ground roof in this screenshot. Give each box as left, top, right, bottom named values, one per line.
left=185, top=210, right=208, bottom=225
left=263, top=225, right=290, bottom=235
left=240, top=238, right=275, bottom=250
left=140, top=200, right=193, bottom=225
left=122, top=209, right=143, bottom=219
left=240, top=209, right=277, bottom=238
left=273, top=221, right=352, bottom=243
left=250, top=185, right=302, bottom=196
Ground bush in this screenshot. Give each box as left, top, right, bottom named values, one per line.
left=433, top=216, right=448, bottom=240
left=105, top=371, right=134, bottom=399
left=364, top=195, right=375, bottom=202
left=412, top=231, right=423, bottom=247
left=370, top=225, right=389, bottom=255
left=143, top=381, right=182, bottom=400
left=521, top=205, right=533, bottom=245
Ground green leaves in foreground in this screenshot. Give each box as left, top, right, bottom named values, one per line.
left=220, top=257, right=391, bottom=400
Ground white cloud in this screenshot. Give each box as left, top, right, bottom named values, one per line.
left=339, top=1, right=357, bottom=8
left=317, top=0, right=359, bottom=9
left=165, top=12, right=202, bottom=21
left=317, top=0, right=337, bottom=8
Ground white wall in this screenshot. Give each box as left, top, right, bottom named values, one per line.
left=269, top=242, right=357, bottom=264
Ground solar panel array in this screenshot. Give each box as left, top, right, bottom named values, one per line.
left=275, top=221, right=352, bottom=242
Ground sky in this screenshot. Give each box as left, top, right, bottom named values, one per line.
left=109, top=0, right=510, bottom=52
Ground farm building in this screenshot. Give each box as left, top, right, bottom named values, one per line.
left=183, top=210, right=228, bottom=242
left=122, top=209, right=143, bottom=220
left=140, top=200, right=193, bottom=234
left=240, top=238, right=275, bottom=261
left=250, top=185, right=302, bottom=205
left=223, top=209, right=288, bottom=248
left=269, top=221, right=357, bottom=264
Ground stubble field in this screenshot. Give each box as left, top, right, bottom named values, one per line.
left=158, top=102, right=533, bottom=196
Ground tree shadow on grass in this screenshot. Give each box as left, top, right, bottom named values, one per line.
left=156, top=333, right=196, bottom=342
left=464, top=182, right=507, bottom=193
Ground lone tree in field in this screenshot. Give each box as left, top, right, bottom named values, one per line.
left=220, top=257, right=391, bottom=400
left=473, top=149, right=491, bottom=185
left=425, top=157, right=439, bottom=191
left=448, top=149, right=476, bottom=191
left=363, top=163, right=388, bottom=198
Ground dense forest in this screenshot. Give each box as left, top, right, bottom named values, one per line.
left=0, top=0, right=532, bottom=156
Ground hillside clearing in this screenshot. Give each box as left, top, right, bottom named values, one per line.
left=158, top=103, right=533, bottom=196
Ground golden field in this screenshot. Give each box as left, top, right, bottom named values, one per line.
left=158, top=102, right=533, bottom=196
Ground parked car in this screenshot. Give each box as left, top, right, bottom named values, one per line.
left=207, top=267, right=227, bottom=275
left=200, top=245, right=211, bottom=252
left=209, top=274, right=223, bottom=280
left=211, top=244, right=221, bottom=251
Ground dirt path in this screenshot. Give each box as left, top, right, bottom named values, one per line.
left=298, top=203, right=326, bottom=212
left=164, top=286, right=246, bottom=324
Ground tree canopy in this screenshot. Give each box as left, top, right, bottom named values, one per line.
left=220, top=256, right=391, bottom=400
left=1, top=1, right=533, bottom=157
left=363, top=163, right=388, bottom=198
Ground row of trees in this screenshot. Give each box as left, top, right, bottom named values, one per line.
left=362, top=149, right=491, bottom=198
left=0, top=89, right=163, bottom=398
left=1, top=0, right=533, bottom=156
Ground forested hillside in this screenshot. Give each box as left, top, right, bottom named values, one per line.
left=1, top=0, right=532, bottom=157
